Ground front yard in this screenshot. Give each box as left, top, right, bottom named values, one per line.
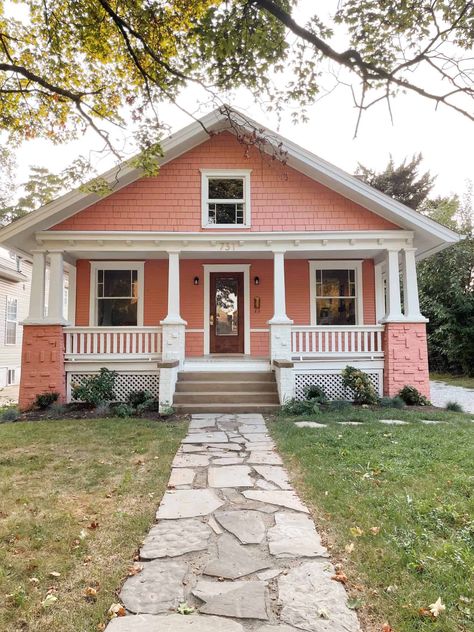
left=271, top=409, right=474, bottom=632
left=0, top=418, right=186, bottom=632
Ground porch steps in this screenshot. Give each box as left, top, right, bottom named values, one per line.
left=173, top=371, right=280, bottom=414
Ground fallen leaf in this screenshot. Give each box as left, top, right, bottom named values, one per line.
left=350, top=526, right=364, bottom=537
left=345, top=542, right=355, bottom=554
left=83, top=556, right=92, bottom=564
left=88, top=521, right=100, bottom=530
left=49, top=571, right=61, bottom=578
left=370, top=527, right=380, bottom=535
left=318, top=607, right=330, bottom=619
left=108, top=603, right=126, bottom=619
left=29, top=577, right=39, bottom=584
left=419, top=607, right=434, bottom=618
left=97, top=624, right=106, bottom=631
left=331, top=570, right=348, bottom=584
left=127, top=563, right=143, bottom=576
left=84, top=586, right=98, bottom=601
left=41, top=594, right=58, bottom=608
left=382, top=624, right=392, bottom=632
left=79, top=529, right=88, bottom=540
left=429, top=597, right=446, bottom=618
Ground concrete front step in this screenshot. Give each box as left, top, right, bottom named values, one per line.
left=174, top=391, right=280, bottom=405
left=178, top=371, right=275, bottom=382
left=175, top=381, right=278, bottom=393
left=173, top=403, right=281, bottom=414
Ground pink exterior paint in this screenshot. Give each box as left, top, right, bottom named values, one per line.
left=19, top=325, right=66, bottom=410
left=383, top=322, right=430, bottom=398
left=52, top=132, right=400, bottom=233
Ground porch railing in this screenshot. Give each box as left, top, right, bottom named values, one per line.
left=64, top=327, right=162, bottom=360
left=291, top=325, right=384, bottom=358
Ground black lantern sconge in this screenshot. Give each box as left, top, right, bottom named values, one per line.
left=193, top=276, right=200, bottom=286
left=254, top=276, right=260, bottom=286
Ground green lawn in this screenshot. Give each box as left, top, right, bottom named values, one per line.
left=271, top=409, right=474, bottom=632
left=0, top=418, right=186, bottom=632
left=430, top=373, right=474, bottom=390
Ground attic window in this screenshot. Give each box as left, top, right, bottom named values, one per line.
left=201, top=170, right=251, bottom=228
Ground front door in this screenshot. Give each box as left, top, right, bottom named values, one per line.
left=210, top=272, right=244, bottom=353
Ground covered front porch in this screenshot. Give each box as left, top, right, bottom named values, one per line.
left=19, top=229, right=429, bottom=410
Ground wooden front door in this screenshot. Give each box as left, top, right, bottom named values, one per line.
left=210, top=272, right=244, bottom=354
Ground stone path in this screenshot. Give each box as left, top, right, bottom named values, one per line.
left=430, top=380, right=474, bottom=413
left=106, top=414, right=360, bottom=632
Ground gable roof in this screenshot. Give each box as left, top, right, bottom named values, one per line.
left=0, top=106, right=460, bottom=259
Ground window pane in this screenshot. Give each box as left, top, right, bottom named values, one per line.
left=208, top=203, right=244, bottom=225
left=208, top=178, right=243, bottom=200
left=6, top=298, right=17, bottom=320
left=215, top=278, right=238, bottom=336
left=316, top=298, right=356, bottom=325
left=320, top=270, right=355, bottom=297
left=97, top=299, right=137, bottom=326
left=102, top=270, right=133, bottom=297
left=6, top=321, right=17, bottom=344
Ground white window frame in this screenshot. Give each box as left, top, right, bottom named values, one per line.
left=89, top=261, right=145, bottom=327
left=309, top=261, right=364, bottom=326
left=201, top=169, right=252, bottom=229
left=7, top=369, right=16, bottom=385
left=5, top=297, right=18, bottom=345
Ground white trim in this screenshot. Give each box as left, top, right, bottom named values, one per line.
left=89, top=261, right=145, bottom=326
left=309, top=260, right=364, bottom=326
left=374, top=262, right=386, bottom=323
left=201, top=169, right=252, bottom=229
left=66, top=263, right=76, bottom=325
left=5, top=296, right=18, bottom=346
left=203, top=264, right=251, bottom=355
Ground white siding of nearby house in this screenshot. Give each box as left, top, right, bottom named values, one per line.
left=0, top=247, right=32, bottom=387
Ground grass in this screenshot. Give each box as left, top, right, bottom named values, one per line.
left=430, top=373, right=474, bottom=390
left=271, top=408, right=474, bottom=632
left=0, top=417, right=186, bottom=632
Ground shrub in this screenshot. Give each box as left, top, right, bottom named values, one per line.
left=35, top=391, right=59, bottom=409
left=159, top=403, right=175, bottom=416
left=127, top=390, right=154, bottom=408
left=341, top=366, right=379, bottom=405
left=446, top=401, right=464, bottom=412
left=48, top=402, right=67, bottom=418
left=303, top=384, right=327, bottom=404
left=398, top=385, right=430, bottom=406
left=380, top=396, right=406, bottom=409
left=1, top=406, right=20, bottom=422
left=326, top=399, right=353, bottom=412
left=280, top=397, right=321, bottom=416
left=113, top=403, right=134, bottom=418
left=72, top=368, right=117, bottom=406
left=95, top=402, right=111, bottom=417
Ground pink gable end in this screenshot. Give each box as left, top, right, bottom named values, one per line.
left=52, top=132, right=400, bottom=232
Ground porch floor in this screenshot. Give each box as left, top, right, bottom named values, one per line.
left=183, top=356, right=271, bottom=372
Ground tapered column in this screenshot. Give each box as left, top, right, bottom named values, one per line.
left=268, top=250, right=293, bottom=362
left=47, top=251, right=68, bottom=324
left=24, top=250, right=46, bottom=323
left=382, top=248, right=404, bottom=322
left=160, top=250, right=187, bottom=364
left=402, top=248, right=427, bottom=321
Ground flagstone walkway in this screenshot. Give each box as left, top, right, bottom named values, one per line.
left=106, top=414, right=360, bottom=632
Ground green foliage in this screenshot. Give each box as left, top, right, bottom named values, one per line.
left=35, top=392, right=59, bottom=409
left=48, top=403, right=67, bottom=419
left=1, top=406, right=20, bottom=422
left=380, top=396, right=406, bottom=409
left=446, top=401, right=464, bottom=412
left=72, top=368, right=117, bottom=406
left=303, top=384, right=328, bottom=403
left=280, top=398, right=321, bottom=417
left=341, top=366, right=379, bottom=405
left=127, top=390, right=154, bottom=409
left=398, top=385, right=430, bottom=406
left=113, top=403, right=134, bottom=418
left=325, top=399, right=353, bottom=412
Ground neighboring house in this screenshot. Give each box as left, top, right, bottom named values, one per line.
left=0, top=247, right=32, bottom=388
left=0, top=107, right=460, bottom=411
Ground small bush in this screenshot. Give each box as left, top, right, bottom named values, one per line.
left=95, top=402, right=111, bottom=417
left=446, top=401, right=464, bottom=412
left=398, top=385, right=430, bottom=406
left=326, top=399, right=353, bottom=412
left=380, top=396, right=406, bottom=409
left=127, top=390, right=154, bottom=408
left=1, top=406, right=20, bottom=422
left=72, top=368, right=117, bottom=406
left=159, top=403, right=175, bottom=416
left=280, top=398, right=321, bottom=416
left=113, top=403, right=134, bottom=418
left=303, top=384, right=327, bottom=404
left=35, top=391, right=59, bottom=409
left=341, top=366, right=379, bottom=405
left=48, top=402, right=67, bottom=418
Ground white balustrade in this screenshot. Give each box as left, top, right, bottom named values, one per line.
left=64, top=327, right=162, bottom=360
left=291, top=326, right=384, bottom=358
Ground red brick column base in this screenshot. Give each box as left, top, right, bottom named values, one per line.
left=19, top=325, right=66, bottom=410
left=383, top=322, right=430, bottom=399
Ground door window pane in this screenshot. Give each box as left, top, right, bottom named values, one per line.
left=215, top=277, right=238, bottom=336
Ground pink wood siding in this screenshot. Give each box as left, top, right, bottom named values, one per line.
left=52, top=132, right=400, bottom=233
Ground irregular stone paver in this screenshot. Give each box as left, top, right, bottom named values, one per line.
left=214, top=510, right=266, bottom=543
left=208, top=465, right=253, bottom=488
left=106, top=413, right=360, bottom=632
left=157, top=489, right=224, bottom=519
left=279, top=561, right=361, bottom=631
left=106, top=614, right=245, bottom=632
left=204, top=533, right=270, bottom=579
left=120, top=559, right=186, bottom=614
left=420, top=419, right=443, bottom=425
left=268, top=513, right=327, bottom=558
left=243, top=490, right=309, bottom=513
left=338, top=422, right=364, bottom=426
left=295, top=422, right=327, bottom=428
left=140, top=519, right=211, bottom=559
left=378, top=419, right=410, bottom=425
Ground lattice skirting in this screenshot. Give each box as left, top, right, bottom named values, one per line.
left=294, top=369, right=383, bottom=400
left=67, top=371, right=160, bottom=403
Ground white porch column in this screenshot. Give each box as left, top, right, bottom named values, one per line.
left=381, top=248, right=404, bottom=322
left=24, top=250, right=46, bottom=323
left=160, top=250, right=187, bottom=365
left=402, top=247, right=427, bottom=321
left=268, top=250, right=293, bottom=362
left=46, top=250, right=68, bottom=324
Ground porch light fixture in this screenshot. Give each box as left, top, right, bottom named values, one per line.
left=254, top=276, right=260, bottom=286
left=193, top=276, right=200, bottom=286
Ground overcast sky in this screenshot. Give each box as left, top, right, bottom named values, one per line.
left=10, top=0, right=474, bottom=199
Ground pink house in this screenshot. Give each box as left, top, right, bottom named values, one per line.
left=0, top=108, right=459, bottom=412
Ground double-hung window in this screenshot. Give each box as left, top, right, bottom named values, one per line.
left=201, top=169, right=251, bottom=228
left=310, top=261, right=363, bottom=326
left=5, top=297, right=18, bottom=345
left=91, top=263, right=144, bottom=326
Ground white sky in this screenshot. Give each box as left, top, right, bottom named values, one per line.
left=10, top=0, right=474, bottom=198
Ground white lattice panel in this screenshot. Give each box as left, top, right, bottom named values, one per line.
left=68, top=372, right=160, bottom=402
left=295, top=371, right=381, bottom=401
